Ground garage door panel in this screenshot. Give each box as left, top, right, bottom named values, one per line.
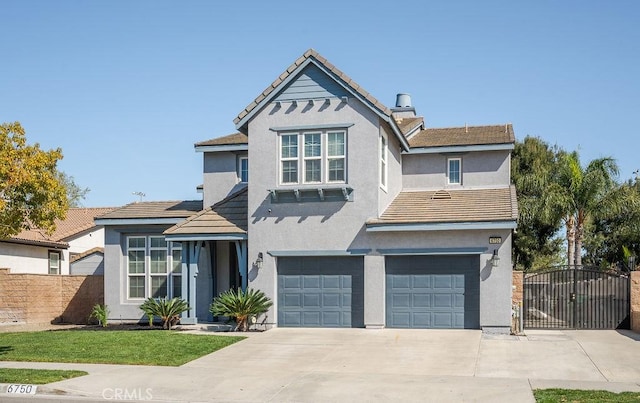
left=322, top=275, right=341, bottom=289
left=386, top=256, right=480, bottom=329
left=278, top=257, right=364, bottom=328
left=433, top=312, right=454, bottom=328
left=412, top=294, right=431, bottom=308
left=303, top=312, right=321, bottom=326
left=283, top=293, right=302, bottom=306
left=282, top=276, right=301, bottom=289
left=433, top=294, right=453, bottom=308
left=322, top=293, right=341, bottom=307
left=303, top=293, right=320, bottom=308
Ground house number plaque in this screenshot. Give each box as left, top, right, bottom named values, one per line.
left=489, top=237, right=502, bottom=244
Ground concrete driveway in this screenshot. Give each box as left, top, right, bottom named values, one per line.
left=2, top=328, right=640, bottom=402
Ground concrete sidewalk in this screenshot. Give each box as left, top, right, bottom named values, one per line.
left=1, top=328, right=640, bottom=402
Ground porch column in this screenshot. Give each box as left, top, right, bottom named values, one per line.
left=234, top=240, right=248, bottom=291
left=181, top=241, right=202, bottom=325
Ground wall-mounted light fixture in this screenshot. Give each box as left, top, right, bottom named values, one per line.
left=256, top=252, right=264, bottom=270
left=491, top=249, right=500, bottom=268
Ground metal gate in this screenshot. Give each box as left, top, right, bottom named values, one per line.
left=523, top=267, right=630, bottom=329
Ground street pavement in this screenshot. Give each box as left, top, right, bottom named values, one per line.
left=1, top=328, right=640, bottom=402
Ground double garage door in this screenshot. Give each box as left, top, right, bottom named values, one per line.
left=277, top=255, right=479, bottom=329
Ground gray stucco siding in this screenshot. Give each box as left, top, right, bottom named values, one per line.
left=70, top=254, right=104, bottom=275
left=247, top=96, right=390, bottom=326
left=104, top=225, right=178, bottom=322
left=402, top=150, right=511, bottom=189
left=367, top=229, right=513, bottom=332
left=203, top=151, right=246, bottom=207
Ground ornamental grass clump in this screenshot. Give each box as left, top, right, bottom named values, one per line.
left=139, top=297, right=190, bottom=330
left=210, top=288, right=273, bottom=332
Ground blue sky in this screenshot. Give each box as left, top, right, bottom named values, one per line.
left=2, top=1, right=639, bottom=207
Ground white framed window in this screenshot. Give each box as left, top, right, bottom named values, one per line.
left=279, top=130, right=347, bottom=185
left=304, top=132, right=322, bottom=183
left=238, top=156, right=248, bottom=183
left=48, top=251, right=61, bottom=274
left=447, top=157, right=462, bottom=185
left=280, top=134, right=299, bottom=184
left=379, top=133, right=388, bottom=190
left=126, top=236, right=182, bottom=300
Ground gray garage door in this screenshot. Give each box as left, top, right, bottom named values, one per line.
left=386, top=255, right=480, bottom=329
left=278, top=256, right=364, bottom=328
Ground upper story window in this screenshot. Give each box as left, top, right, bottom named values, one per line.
left=238, top=156, right=248, bottom=183
left=279, top=130, right=346, bottom=185
left=48, top=251, right=61, bottom=274
left=380, top=133, right=388, bottom=190
left=127, top=236, right=182, bottom=300
left=447, top=157, right=462, bottom=185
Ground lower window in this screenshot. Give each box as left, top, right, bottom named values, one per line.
left=126, top=236, right=182, bottom=299
left=48, top=251, right=61, bottom=274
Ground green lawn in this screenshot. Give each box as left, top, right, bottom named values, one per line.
left=534, top=388, right=640, bottom=402
left=0, top=330, right=245, bottom=366
left=0, top=368, right=88, bottom=384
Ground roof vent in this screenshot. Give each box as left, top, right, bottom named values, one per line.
left=431, top=190, right=452, bottom=200
left=395, top=93, right=412, bottom=108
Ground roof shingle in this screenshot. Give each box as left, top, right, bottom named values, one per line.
left=96, top=201, right=203, bottom=220
left=368, top=186, right=518, bottom=225
left=408, top=124, right=515, bottom=148
left=194, top=132, right=248, bottom=147
left=164, top=188, right=247, bottom=236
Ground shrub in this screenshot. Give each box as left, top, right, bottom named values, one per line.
left=90, top=304, right=109, bottom=327
left=139, top=297, right=190, bottom=330
left=209, top=288, right=273, bottom=332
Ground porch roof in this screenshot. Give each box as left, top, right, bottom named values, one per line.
left=366, top=186, right=518, bottom=231
left=163, top=187, right=248, bottom=241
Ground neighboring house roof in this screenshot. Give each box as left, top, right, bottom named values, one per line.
left=408, top=124, right=515, bottom=148
left=70, top=247, right=104, bottom=263
left=2, top=231, right=69, bottom=249
left=164, top=188, right=248, bottom=240
left=1, top=207, right=116, bottom=249
left=233, top=48, right=410, bottom=151
left=95, top=200, right=203, bottom=224
left=195, top=132, right=248, bottom=147
left=367, top=186, right=518, bottom=227
left=51, top=207, right=117, bottom=241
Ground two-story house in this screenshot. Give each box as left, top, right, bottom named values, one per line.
left=97, top=49, right=517, bottom=333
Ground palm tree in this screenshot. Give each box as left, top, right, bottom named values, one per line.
left=554, top=152, right=622, bottom=267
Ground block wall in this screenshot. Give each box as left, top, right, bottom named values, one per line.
left=0, top=268, right=103, bottom=325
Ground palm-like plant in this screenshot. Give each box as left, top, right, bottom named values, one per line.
left=139, top=297, right=190, bottom=330
left=553, top=152, right=624, bottom=267
left=210, top=288, right=273, bottom=332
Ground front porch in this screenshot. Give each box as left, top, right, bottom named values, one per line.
left=163, top=188, right=249, bottom=325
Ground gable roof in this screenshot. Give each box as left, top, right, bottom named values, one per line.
left=95, top=200, right=203, bottom=225
left=2, top=230, right=69, bottom=249
left=70, top=247, right=104, bottom=263
left=195, top=132, right=248, bottom=147
left=233, top=48, right=409, bottom=151
left=367, top=186, right=518, bottom=230
left=395, top=116, right=424, bottom=136
left=51, top=207, right=116, bottom=240
left=2, top=207, right=117, bottom=249
left=164, top=187, right=248, bottom=240
left=408, top=124, right=515, bottom=148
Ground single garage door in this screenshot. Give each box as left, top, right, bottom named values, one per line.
left=278, top=256, right=364, bottom=328
left=386, top=255, right=480, bottom=329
